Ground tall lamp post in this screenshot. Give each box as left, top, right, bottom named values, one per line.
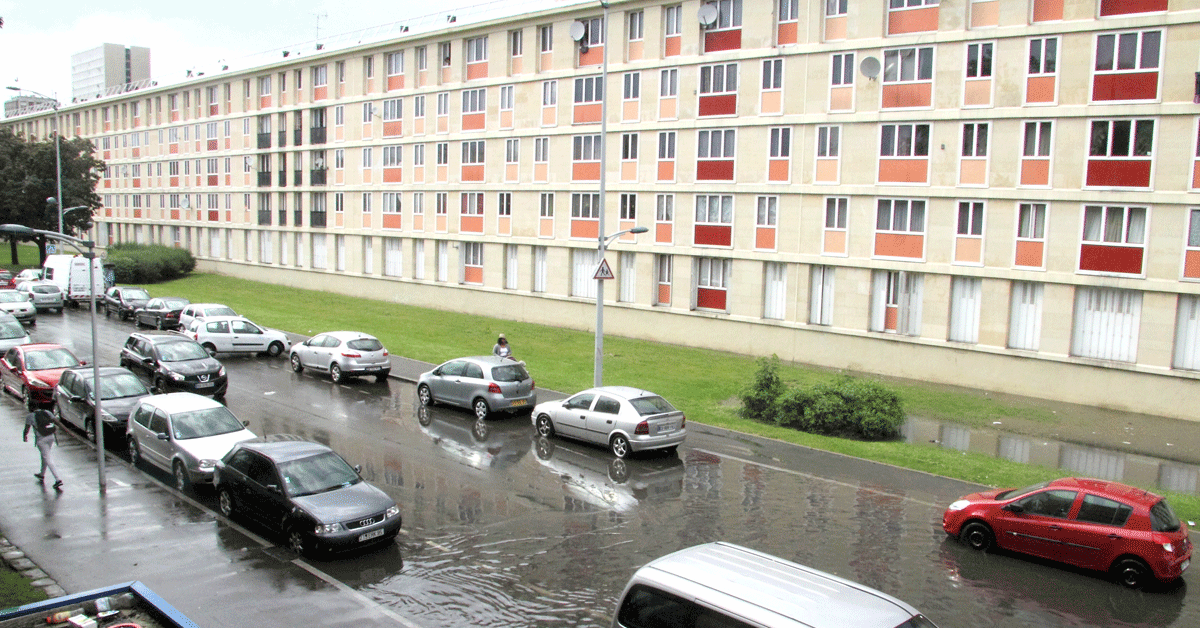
left=0, top=224, right=105, bottom=495
left=595, top=226, right=646, bottom=388
left=6, top=87, right=64, bottom=233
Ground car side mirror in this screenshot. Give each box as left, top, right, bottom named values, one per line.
left=156, top=433, right=170, bottom=441
left=303, top=339, right=312, bottom=346
left=242, top=420, right=249, bottom=427
left=353, top=464, right=362, bottom=475
left=1002, top=503, right=1024, bottom=514
left=266, top=484, right=281, bottom=495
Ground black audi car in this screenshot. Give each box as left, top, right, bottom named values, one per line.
left=214, top=437, right=402, bottom=556
left=119, top=332, right=227, bottom=398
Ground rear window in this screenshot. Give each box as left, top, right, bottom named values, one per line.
left=347, top=338, right=383, bottom=351
left=32, top=285, right=60, bottom=294
left=1150, top=500, right=1181, bottom=533
left=630, top=395, right=677, bottom=416
left=617, top=585, right=754, bottom=628
left=126, top=289, right=150, bottom=300
left=162, top=298, right=190, bottom=308
left=491, top=364, right=530, bottom=382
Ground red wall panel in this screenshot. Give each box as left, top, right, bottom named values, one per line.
left=1079, top=244, right=1143, bottom=275
left=1086, top=160, right=1151, bottom=188
left=1092, top=72, right=1158, bottom=101
left=694, top=225, right=732, bottom=247
left=696, top=287, right=727, bottom=310
left=696, top=160, right=734, bottom=181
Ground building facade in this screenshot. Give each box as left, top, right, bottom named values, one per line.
left=7, top=0, right=1200, bottom=419
left=70, top=44, right=151, bottom=102
left=3, top=95, right=57, bottom=119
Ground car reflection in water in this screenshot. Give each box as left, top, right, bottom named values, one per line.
left=937, top=536, right=1185, bottom=626
left=533, top=437, right=684, bottom=513
left=416, top=405, right=532, bottom=471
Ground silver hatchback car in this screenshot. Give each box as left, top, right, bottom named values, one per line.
left=418, top=356, right=537, bottom=420
left=532, top=386, right=685, bottom=458
left=127, top=392, right=257, bottom=492
left=289, top=331, right=391, bottom=383
left=15, top=281, right=64, bottom=313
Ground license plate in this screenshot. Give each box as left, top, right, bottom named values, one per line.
left=195, top=382, right=215, bottom=388
left=510, top=400, right=527, bottom=407
left=657, top=424, right=675, bottom=434
left=359, top=528, right=385, bottom=542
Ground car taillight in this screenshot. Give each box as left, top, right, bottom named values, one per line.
left=488, top=383, right=501, bottom=394
left=680, top=415, right=686, bottom=428
left=383, top=350, right=389, bottom=356
left=635, top=421, right=649, bottom=435
left=341, top=352, right=361, bottom=358
left=531, top=379, right=536, bottom=390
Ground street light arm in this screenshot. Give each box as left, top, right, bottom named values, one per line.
left=602, top=226, right=649, bottom=247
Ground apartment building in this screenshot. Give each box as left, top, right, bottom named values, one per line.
left=6, top=0, right=1200, bottom=419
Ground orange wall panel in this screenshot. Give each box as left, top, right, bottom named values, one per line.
left=824, top=17, right=847, bottom=41
left=314, top=86, right=327, bottom=101
left=498, top=216, right=510, bottom=236
left=464, top=266, right=483, bottom=284
left=964, top=80, right=991, bottom=107
left=501, top=110, right=513, bottom=129
left=573, top=103, right=601, bottom=124
left=534, top=163, right=548, bottom=182
left=628, top=40, right=644, bottom=61
left=462, top=113, right=485, bottom=131
left=888, top=7, right=938, bottom=35
left=955, top=237, right=982, bottom=264
left=383, top=214, right=403, bottom=230
left=760, top=91, right=782, bottom=115
left=874, top=233, right=924, bottom=259
left=659, top=97, right=677, bottom=120
left=1015, top=240, right=1044, bottom=268
left=1032, top=0, right=1063, bottom=21
left=755, top=227, right=776, bottom=251
left=621, top=161, right=638, bottom=182
left=960, top=159, right=987, bottom=186
left=777, top=22, right=798, bottom=45
left=540, top=217, right=554, bottom=238
left=1026, top=76, right=1056, bottom=104
left=664, top=36, right=681, bottom=57
left=657, top=160, right=675, bottom=182
left=383, top=167, right=403, bottom=183
left=579, top=45, right=603, bottom=67
left=882, top=83, right=932, bottom=109
left=571, top=219, right=598, bottom=239
left=460, top=215, right=483, bottom=233
left=1020, top=159, right=1050, bottom=186
left=1184, top=250, right=1200, bottom=279
left=768, top=159, right=790, bottom=182
left=970, top=1, right=999, bottom=28
left=655, top=222, right=673, bottom=244
left=542, top=106, right=557, bottom=126
left=461, top=164, right=485, bottom=182
left=823, top=230, right=846, bottom=255
left=573, top=162, right=601, bottom=181
left=657, top=284, right=671, bottom=305
left=466, top=62, right=488, bottom=80
left=878, top=159, right=928, bottom=184
left=383, top=121, right=403, bottom=137
left=622, top=100, right=639, bottom=122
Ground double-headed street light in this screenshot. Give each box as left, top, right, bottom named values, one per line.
left=594, top=226, right=648, bottom=388
left=0, top=224, right=105, bottom=495
left=6, top=86, right=64, bottom=234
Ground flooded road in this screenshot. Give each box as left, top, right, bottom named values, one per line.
left=27, top=311, right=1200, bottom=627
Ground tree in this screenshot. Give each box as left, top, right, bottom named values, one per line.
left=0, top=128, right=106, bottom=265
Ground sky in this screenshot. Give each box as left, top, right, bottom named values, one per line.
left=0, top=0, right=576, bottom=106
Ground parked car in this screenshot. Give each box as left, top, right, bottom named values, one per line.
left=13, top=268, right=42, bottom=285
left=288, top=331, right=390, bottom=383
left=181, top=316, right=288, bottom=357
left=127, top=392, right=256, bottom=491
left=134, top=297, right=191, bottom=330
left=0, top=290, right=37, bottom=324
left=15, top=280, right=64, bottom=313
left=417, top=356, right=536, bottom=420
left=943, top=477, right=1193, bottom=588
left=103, top=286, right=151, bottom=320
left=119, top=332, right=228, bottom=397
left=178, top=303, right=238, bottom=330
left=613, top=542, right=940, bottom=628
left=0, top=343, right=84, bottom=410
left=54, top=366, right=152, bottom=442
left=0, top=312, right=30, bottom=353
left=0, top=269, right=14, bottom=290
left=532, top=386, right=686, bottom=458
left=214, top=436, right=402, bottom=556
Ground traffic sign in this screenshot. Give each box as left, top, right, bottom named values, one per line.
left=593, top=258, right=615, bottom=280
left=46, top=244, right=56, bottom=254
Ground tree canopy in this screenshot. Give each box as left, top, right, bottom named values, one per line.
left=0, top=128, right=106, bottom=264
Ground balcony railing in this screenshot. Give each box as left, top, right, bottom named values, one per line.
left=310, top=211, right=327, bottom=228
left=311, top=169, right=327, bottom=185
left=294, top=170, right=303, bottom=186
left=257, top=133, right=271, bottom=149
left=294, top=129, right=303, bottom=145
left=257, top=171, right=272, bottom=187
left=278, top=171, right=287, bottom=187
left=257, top=210, right=272, bottom=225
left=294, top=210, right=304, bottom=226
left=277, top=209, right=288, bottom=226
left=310, top=127, right=327, bottom=144
left=278, top=130, right=287, bottom=147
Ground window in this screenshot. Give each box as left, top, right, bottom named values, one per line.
left=382, top=191, right=402, bottom=214
left=965, top=42, right=992, bottom=78
left=386, top=52, right=404, bottom=77
left=581, top=16, right=605, bottom=46
left=462, top=242, right=483, bottom=284
left=465, top=36, right=488, bottom=63
left=711, top=0, right=743, bottom=29
left=382, top=98, right=402, bottom=121
left=572, top=192, right=600, bottom=219
left=655, top=254, right=673, bottom=305
left=462, top=88, right=486, bottom=114
left=1071, top=287, right=1142, bottom=362
left=957, top=201, right=984, bottom=236
left=948, top=277, right=981, bottom=344
left=510, top=30, right=523, bottom=57
left=622, top=133, right=638, bottom=160
left=412, top=144, right=424, bottom=166
left=664, top=5, right=682, bottom=36
left=1018, top=202, right=1046, bottom=240
left=698, top=129, right=736, bottom=158
left=542, top=80, right=558, bottom=106
left=871, top=270, right=923, bottom=335
left=880, top=124, right=930, bottom=157
left=628, top=11, right=644, bottom=41
left=572, top=248, right=598, bottom=298
left=816, top=126, right=838, bottom=157
left=700, top=63, right=738, bottom=95
left=382, top=145, right=402, bottom=167
left=883, top=47, right=934, bottom=83
left=500, top=85, right=514, bottom=111
left=573, top=135, right=602, bottom=161
left=658, top=131, right=676, bottom=159
left=876, top=199, right=926, bottom=234
left=831, top=53, right=854, bottom=86
left=384, top=238, right=403, bottom=277
left=498, top=192, right=512, bottom=217
left=534, top=137, right=549, bottom=163
left=461, top=140, right=485, bottom=165
left=1089, top=119, right=1153, bottom=158
left=361, top=147, right=373, bottom=168
left=505, top=244, right=518, bottom=290
left=657, top=194, right=674, bottom=223
left=1083, top=205, right=1146, bottom=245
left=695, top=195, right=733, bottom=226
left=440, top=42, right=452, bottom=68
left=506, top=138, right=519, bottom=164
left=436, top=142, right=449, bottom=165
left=533, top=246, right=547, bottom=292
left=826, top=0, right=848, bottom=16
left=660, top=69, right=678, bottom=97
left=623, top=72, right=640, bottom=100
left=574, top=76, right=603, bottom=103
left=620, top=194, right=637, bottom=220
left=1024, top=121, right=1052, bottom=157
left=539, top=24, right=553, bottom=53
left=762, top=59, right=783, bottom=90
left=1029, top=38, right=1057, bottom=75
left=1095, top=31, right=1161, bottom=74
left=696, top=258, right=731, bottom=312
left=810, top=265, right=835, bottom=325
left=962, top=123, right=988, bottom=157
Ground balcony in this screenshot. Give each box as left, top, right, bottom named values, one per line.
left=310, top=211, right=327, bottom=228
left=278, top=130, right=287, bottom=147
left=294, top=170, right=303, bottom=186
left=293, top=210, right=304, bottom=226
left=277, top=209, right=288, bottom=226
left=257, top=133, right=271, bottom=149
left=294, top=129, right=303, bottom=146
left=257, top=210, right=272, bottom=225
left=310, top=127, right=327, bottom=144
left=311, top=169, right=327, bottom=185
left=257, top=171, right=272, bottom=187
left=278, top=171, right=287, bottom=187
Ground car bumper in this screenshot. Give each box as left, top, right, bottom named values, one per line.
left=1151, top=551, right=1192, bottom=582
left=31, top=300, right=63, bottom=310
left=345, top=364, right=390, bottom=377
left=10, top=310, right=36, bottom=323
left=28, top=386, right=55, bottom=404
left=313, top=515, right=403, bottom=552
left=491, top=392, right=537, bottom=412
left=629, top=429, right=686, bottom=452
left=164, top=378, right=229, bottom=397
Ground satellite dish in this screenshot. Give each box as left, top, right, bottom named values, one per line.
left=181, top=196, right=191, bottom=210
left=698, top=4, right=719, bottom=28
left=860, top=56, right=881, bottom=79
left=569, top=21, right=587, bottom=42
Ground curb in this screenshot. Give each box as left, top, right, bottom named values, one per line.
left=1, top=535, right=67, bottom=600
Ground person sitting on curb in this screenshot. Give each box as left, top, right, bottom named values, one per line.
left=492, top=333, right=512, bottom=359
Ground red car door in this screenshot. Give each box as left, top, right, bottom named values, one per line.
left=992, top=489, right=1080, bottom=561
left=1055, top=493, right=1136, bottom=571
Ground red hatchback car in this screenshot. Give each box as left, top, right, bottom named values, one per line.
left=0, top=343, right=84, bottom=410
left=944, top=477, right=1191, bottom=588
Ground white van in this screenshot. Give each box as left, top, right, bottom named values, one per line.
left=612, top=542, right=939, bottom=628
left=41, top=254, right=106, bottom=308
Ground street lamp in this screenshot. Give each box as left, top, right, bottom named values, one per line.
left=595, top=226, right=647, bottom=388
left=0, top=224, right=105, bottom=495
left=7, top=87, right=64, bottom=234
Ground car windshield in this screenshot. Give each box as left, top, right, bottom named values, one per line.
left=206, top=307, right=236, bottom=316
left=1150, top=499, right=1182, bottom=532
left=31, top=285, right=59, bottom=294
left=171, top=406, right=244, bottom=439
left=491, top=364, right=529, bottom=382
left=125, top=289, right=150, bottom=300
left=0, top=320, right=25, bottom=340
left=162, top=298, right=189, bottom=308
left=26, top=348, right=80, bottom=370
left=996, top=480, right=1052, bottom=501
left=630, top=395, right=677, bottom=416
left=0, top=292, right=24, bottom=303
left=347, top=338, right=383, bottom=352
left=278, top=451, right=361, bottom=497
left=96, top=373, right=149, bottom=400
left=156, top=340, right=211, bottom=361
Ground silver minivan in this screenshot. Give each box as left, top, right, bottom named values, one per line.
left=613, top=542, right=939, bottom=628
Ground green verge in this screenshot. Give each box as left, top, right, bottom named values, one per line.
left=0, top=560, right=48, bottom=611
left=121, top=273, right=1197, bottom=525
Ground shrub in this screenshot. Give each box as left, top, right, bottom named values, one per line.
left=106, top=243, right=195, bottom=284
left=774, top=387, right=814, bottom=429
left=840, top=378, right=905, bottom=440
left=739, top=355, right=784, bottom=421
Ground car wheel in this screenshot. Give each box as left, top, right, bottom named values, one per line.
left=173, top=461, right=191, bottom=492
left=217, top=489, right=235, bottom=518
left=417, top=407, right=433, bottom=426
left=608, top=458, right=629, bottom=483
left=330, top=363, right=343, bottom=383
left=472, top=419, right=490, bottom=441
left=961, top=522, right=995, bottom=552
left=610, top=434, right=631, bottom=459
left=1113, top=558, right=1152, bottom=589
left=104, top=305, right=111, bottom=318
left=202, top=343, right=217, bottom=357
left=535, top=414, right=555, bottom=438
left=663, top=446, right=679, bottom=456
left=290, top=353, right=304, bottom=373
left=128, top=439, right=142, bottom=467
left=267, top=341, right=285, bottom=358
left=375, top=372, right=389, bottom=383
left=287, top=527, right=308, bottom=555
left=417, top=384, right=434, bottom=407
left=23, top=386, right=35, bottom=411
left=153, top=377, right=167, bottom=395
left=473, top=398, right=490, bottom=421
left=156, top=317, right=164, bottom=330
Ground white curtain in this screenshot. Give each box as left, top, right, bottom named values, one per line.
left=948, top=277, right=981, bottom=344
left=506, top=244, right=519, bottom=290
left=763, top=262, right=786, bottom=320
left=533, top=246, right=547, bottom=293
left=385, top=238, right=402, bottom=277
left=809, top=265, right=833, bottom=326
left=572, top=249, right=598, bottom=298
left=619, top=251, right=636, bottom=302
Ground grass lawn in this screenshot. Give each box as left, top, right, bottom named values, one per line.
left=0, top=563, right=47, bottom=612
left=141, top=272, right=1200, bottom=525
left=0, top=243, right=45, bottom=273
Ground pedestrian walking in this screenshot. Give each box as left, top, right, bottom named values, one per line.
left=23, top=408, right=62, bottom=490
left=492, top=333, right=512, bottom=359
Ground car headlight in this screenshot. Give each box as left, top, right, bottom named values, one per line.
left=168, top=371, right=185, bottom=381
left=1163, top=543, right=1175, bottom=552
left=217, top=366, right=226, bottom=377
left=198, top=459, right=219, bottom=470
left=315, top=523, right=345, bottom=535
left=947, top=500, right=970, bottom=511
left=386, top=505, right=400, bottom=519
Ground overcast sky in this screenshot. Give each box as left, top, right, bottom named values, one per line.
left=0, top=0, right=577, bottom=106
